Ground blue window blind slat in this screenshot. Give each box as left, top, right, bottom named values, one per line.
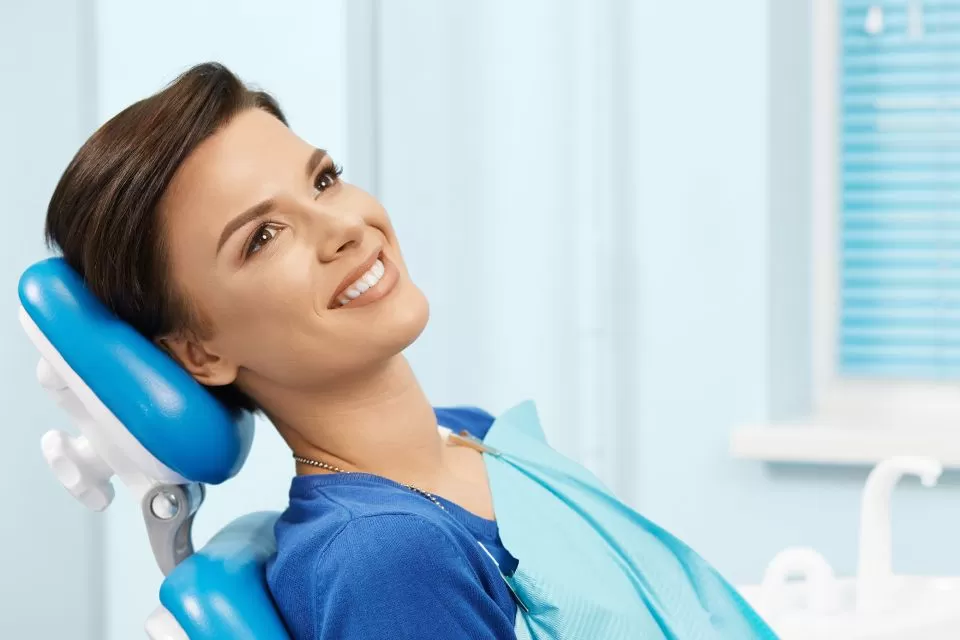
left=843, top=310, right=960, bottom=325
left=844, top=166, right=960, bottom=175
left=845, top=12, right=960, bottom=31
left=845, top=29, right=960, bottom=48
left=843, top=139, right=960, bottom=152
left=843, top=178, right=960, bottom=189
left=841, top=356, right=960, bottom=379
left=844, top=225, right=960, bottom=237
left=844, top=110, right=960, bottom=128
left=844, top=2, right=960, bottom=13
left=844, top=180, right=960, bottom=190
left=844, top=202, right=960, bottom=213
left=843, top=95, right=960, bottom=109
left=845, top=56, right=960, bottom=73
left=842, top=71, right=960, bottom=89
left=844, top=239, right=960, bottom=252
left=840, top=1, right=960, bottom=379
left=845, top=154, right=960, bottom=167
left=843, top=296, right=960, bottom=310
left=843, top=336, right=960, bottom=349
left=843, top=279, right=960, bottom=291
left=845, top=256, right=960, bottom=269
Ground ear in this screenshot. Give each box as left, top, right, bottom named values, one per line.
left=154, top=331, right=239, bottom=387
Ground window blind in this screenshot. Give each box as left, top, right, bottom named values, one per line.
left=840, top=0, right=960, bottom=378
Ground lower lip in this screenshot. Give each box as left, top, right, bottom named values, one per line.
left=335, top=253, right=399, bottom=310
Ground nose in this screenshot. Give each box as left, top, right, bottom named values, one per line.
left=311, top=205, right=365, bottom=262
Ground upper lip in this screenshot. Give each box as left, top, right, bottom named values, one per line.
left=329, top=248, right=382, bottom=308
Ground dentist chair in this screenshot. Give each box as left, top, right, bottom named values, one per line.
left=19, top=257, right=291, bottom=639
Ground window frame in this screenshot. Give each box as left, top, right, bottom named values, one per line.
left=812, top=0, right=960, bottom=431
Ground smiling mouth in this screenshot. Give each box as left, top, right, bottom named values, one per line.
left=329, top=250, right=388, bottom=309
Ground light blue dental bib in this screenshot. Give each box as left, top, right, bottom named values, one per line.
left=474, top=402, right=777, bottom=639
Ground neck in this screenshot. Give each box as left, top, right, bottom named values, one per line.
left=262, top=355, right=444, bottom=486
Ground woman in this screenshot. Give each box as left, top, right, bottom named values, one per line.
left=44, top=63, right=775, bottom=639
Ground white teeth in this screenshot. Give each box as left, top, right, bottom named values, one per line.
left=337, top=258, right=386, bottom=306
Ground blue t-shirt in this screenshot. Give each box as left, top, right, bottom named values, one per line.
left=266, top=407, right=519, bottom=639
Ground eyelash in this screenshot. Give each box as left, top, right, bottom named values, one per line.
left=243, top=161, right=345, bottom=258
left=245, top=222, right=281, bottom=258
left=314, top=162, right=344, bottom=195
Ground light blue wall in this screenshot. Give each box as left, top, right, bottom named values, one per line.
left=0, top=3, right=100, bottom=639
left=625, top=0, right=776, bottom=580
left=370, top=0, right=638, bottom=478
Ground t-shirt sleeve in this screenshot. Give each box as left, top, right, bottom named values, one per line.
left=312, top=513, right=516, bottom=640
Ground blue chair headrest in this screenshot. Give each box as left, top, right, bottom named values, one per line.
left=19, top=257, right=254, bottom=484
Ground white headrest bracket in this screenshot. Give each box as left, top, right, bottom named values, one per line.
left=21, top=306, right=188, bottom=510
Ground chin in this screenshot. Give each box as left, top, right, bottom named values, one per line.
left=386, top=287, right=430, bottom=352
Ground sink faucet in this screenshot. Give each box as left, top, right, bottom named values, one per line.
left=857, top=455, right=943, bottom=614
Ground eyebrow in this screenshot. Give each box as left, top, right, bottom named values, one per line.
left=216, top=148, right=329, bottom=255
left=216, top=198, right=276, bottom=255
left=306, top=147, right=328, bottom=178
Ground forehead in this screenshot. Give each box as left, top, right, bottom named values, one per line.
left=161, top=109, right=308, bottom=239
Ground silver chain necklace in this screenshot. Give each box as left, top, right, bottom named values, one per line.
left=293, top=454, right=448, bottom=512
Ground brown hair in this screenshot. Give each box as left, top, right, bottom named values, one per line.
left=44, top=62, right=287, bottom=417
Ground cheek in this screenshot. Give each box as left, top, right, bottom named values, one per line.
left=229, top=270, right=350, bottom=345
left=207, top=272, right=315, bottom=355
left=217, top=295, right=346, bottom=383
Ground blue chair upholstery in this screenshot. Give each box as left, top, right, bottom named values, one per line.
left=19, top=257, right=290, bottom=638
left=19, top=257, right=253, bottom=484
left=161, top=512, right=291, bottom=639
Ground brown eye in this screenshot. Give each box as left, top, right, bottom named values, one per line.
left=313, top=163, right=344, bottom=195
left=246, top=223, right=279, bottom=257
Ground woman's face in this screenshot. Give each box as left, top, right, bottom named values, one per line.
left=158, top=108, right=429, bottom=403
